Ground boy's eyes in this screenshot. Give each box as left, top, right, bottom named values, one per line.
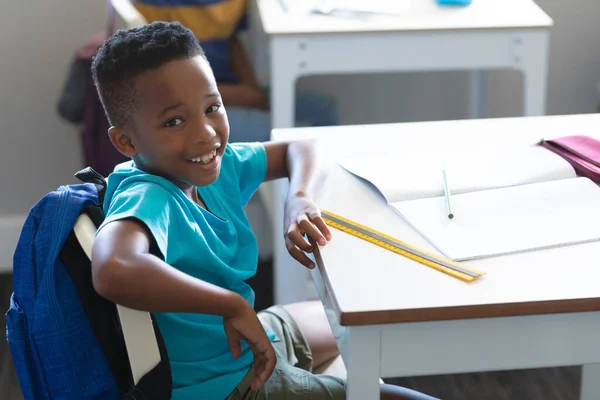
left=164, top=118, right=183, bottom=128
left=162, top=105, right=221, bottom=127
left=206, top=104, right=221, bottom=114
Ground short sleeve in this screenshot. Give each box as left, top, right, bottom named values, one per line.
left=228, top=143, right=267, bottom=205
left=99, top=183, right=174, bottom=259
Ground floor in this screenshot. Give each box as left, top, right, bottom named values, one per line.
left=390, top=367, right=580, bottom=400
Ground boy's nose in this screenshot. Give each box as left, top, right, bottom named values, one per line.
left=193, top=123, right=217, bottom=143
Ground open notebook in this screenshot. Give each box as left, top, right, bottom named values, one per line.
left=339, top=145, right=600, bottom=261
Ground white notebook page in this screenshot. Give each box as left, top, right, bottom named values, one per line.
left=391, top=177, right=600, bottom=261
left=339, top=145, right=576, bottom=203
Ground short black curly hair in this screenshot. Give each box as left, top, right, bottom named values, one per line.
left=92, top=21, right=206, bottom=127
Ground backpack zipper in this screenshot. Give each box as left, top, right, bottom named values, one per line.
left=45, top=186, right=70, bottom=329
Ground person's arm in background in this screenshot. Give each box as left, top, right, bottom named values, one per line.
left=229, top=34, right=260, bottom=87
left=218, top=34, right=269, bottom=110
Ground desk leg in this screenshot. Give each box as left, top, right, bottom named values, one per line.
left=270, top=40, right=296, bottom=130
left=345, top=327, right=381, bottom=400
left=468, top=71, right=487, bottom=119
left=581, top=364, right=600, bottom=400
left=520, top=31, right=550, bottom=116
left=269, top=37, right=307, bottom=305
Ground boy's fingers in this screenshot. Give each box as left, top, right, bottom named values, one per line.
left=311, top=215, right=332, bottom=241
left=250, top=357, right=264, bottom=390
left=286, top=229, right=313, bottom=253
left=258, top=347, right=276, bottom=382
left=251, top=357, right=269, bottom=390
left=249, top=342, right=276, bottom=390
left=298, top=217, right=327, bottom=246
left=227, top=337, right=242, bottom=359
left=255, top=357, right=275, bottom=389
left=266, top=349, right=276, bottom=375
left=286, top=243, right=315, bottom=269
left=224, top=324, right=243, bottom=359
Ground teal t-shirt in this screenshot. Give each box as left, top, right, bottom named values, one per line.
left=99, top=143, right=274, bottom=399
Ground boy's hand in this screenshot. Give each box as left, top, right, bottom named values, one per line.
left=223, top=299, right=276, bottom=390
left=284, top=193, right=332, bottom=269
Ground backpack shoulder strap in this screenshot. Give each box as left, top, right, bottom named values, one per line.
left=74, top=167, right=107, bottom=205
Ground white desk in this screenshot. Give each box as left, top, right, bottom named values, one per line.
left=272, top=114, right=600, bottom=400
left=256, top=0, right=554, bottom=304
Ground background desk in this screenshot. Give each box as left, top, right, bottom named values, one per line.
left=254, top=0, right=554, bottom=304
left=272, top=114, right=600, bottom=400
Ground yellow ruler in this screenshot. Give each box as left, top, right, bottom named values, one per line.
left=321, top=210, right=485, bottom=282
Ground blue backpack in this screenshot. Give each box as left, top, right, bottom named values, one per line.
left=6, top=168, right=171, bottom=399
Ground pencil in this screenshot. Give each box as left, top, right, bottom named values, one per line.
left=442, top=169, right=454, bottom=219
left=279, top=0, right=289, bottom=12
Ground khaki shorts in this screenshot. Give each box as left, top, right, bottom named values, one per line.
left=226, top=306, right=346, bottom=400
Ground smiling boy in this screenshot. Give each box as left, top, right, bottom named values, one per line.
left=90, top=21, right=437, bottom=400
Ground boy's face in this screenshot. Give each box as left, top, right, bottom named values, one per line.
left=111, top=55, right=229, bottom=188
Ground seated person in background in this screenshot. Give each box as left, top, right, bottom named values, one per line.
left=133, top=0, right=339, bottom=142
left=91, top=21, right=438, bottom=400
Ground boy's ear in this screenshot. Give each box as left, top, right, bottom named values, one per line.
left=108, top=126, right=138, bottom=157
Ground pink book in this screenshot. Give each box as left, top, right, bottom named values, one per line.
left=539, top=136, right=600, bottom=183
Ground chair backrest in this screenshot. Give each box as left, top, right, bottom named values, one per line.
left=73, top=213, right=161, bottom=385
left=65, top=168, right=172, bottom=398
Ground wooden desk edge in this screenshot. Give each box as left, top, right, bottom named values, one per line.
left=314, top=248, right=600, bottom=327
left=339, top=298, right=600, bottom=326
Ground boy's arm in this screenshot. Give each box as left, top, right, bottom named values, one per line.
left=217, top=35, right=269, bottom=110
left=92, top=219, right=241, bottom=314
left=92, top=219, right=275, bottom=389
left=264, top=141, right=332, bottom=268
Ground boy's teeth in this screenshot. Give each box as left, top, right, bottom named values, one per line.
left=189, top=149, right=217, bottom=163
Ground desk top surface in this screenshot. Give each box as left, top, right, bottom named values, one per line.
left=257, top=0, right=553, bottom=36
left=272, top=114, right=600, bottom=326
